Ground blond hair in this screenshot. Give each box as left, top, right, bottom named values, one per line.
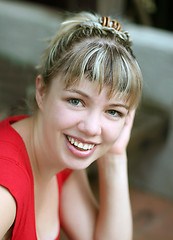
left=37, top=11, right=142, bottom=109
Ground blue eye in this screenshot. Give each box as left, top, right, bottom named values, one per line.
left=68, top=98, right=82, bottom=106
left=107, top=110, right=118, bottom=116
left=106, top=109, right=124, bottom=119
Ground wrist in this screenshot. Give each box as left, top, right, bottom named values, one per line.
left=97, top=152, right=128, bottom=182
left=97, top=151, right=127, bottom=169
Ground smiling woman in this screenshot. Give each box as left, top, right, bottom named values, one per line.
left=0, top=11, right=142, bottom=240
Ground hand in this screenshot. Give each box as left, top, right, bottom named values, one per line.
left=97, top=109, right=136, bottom=168
left=108, top=109, right=135, bottom=156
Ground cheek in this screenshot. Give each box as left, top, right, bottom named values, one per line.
left=49, top=104, right=81, bottom=129
left=104, top=119, right=125, bottom=143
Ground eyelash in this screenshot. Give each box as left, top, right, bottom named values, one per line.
left=106, top=109, right=123, bottom=118
left=68, top=98, right=84, bottom=107
left=67, top=98, right=125, bottom=119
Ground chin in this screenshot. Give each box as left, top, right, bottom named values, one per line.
left=64, top=157, right=95, bottom=170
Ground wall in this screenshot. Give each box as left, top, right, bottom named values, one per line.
left=0, top=0, right=64, bottom=116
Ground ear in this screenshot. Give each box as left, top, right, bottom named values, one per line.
left=35, top=75, right=46, bottom=110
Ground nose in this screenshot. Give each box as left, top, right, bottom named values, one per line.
left=77, top=111, right=102, bottom=136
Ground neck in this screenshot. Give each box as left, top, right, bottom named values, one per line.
left=29, top=113, right=65, bottom=182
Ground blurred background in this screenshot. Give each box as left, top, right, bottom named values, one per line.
left=0, top=0, right=173, bottom=239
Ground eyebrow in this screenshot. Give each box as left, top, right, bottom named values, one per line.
left=65, top=88, right=90, bottom=98
left=108, top=103, right=129, bottom=110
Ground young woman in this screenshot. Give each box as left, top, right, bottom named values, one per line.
left=0, top=12, right=142, bottom=240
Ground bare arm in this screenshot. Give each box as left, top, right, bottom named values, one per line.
left=95, top=153, right=132, bottom=240
left=94, top=110, right=134, bottom=240
left=60, top=169, right=98, bottom=240
left=0, top=186, right=16, bottom=240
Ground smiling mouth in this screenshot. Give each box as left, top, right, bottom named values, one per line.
left=66, top=136, right=95, bottom=151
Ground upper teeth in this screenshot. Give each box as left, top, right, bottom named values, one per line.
left=67, top=136, right=95, bottom=150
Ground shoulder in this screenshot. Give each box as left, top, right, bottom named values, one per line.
left=0, top=115, right=31, bottom=167
left=0, top=116, right=33, bottom=205
left=0, top=115, right=29, bottom=151
left=0, top=115, right=28, bottom=135
left=0, top=116, right=35, bottom=239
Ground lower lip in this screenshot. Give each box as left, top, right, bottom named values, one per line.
left=65, top=137, right=96, bottom=158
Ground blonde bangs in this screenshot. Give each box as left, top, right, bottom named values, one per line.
left=58, top=39, right=142, bottom=109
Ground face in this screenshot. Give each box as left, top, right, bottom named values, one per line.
left=36, top=75, right=129, bottom=171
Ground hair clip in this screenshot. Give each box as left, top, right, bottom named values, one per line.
left=102, top=16, right=110, bottom=27
left=101, top=16, right=122, bottom=31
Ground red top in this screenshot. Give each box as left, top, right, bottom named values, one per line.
left=0, top=115, right=72, bottom=240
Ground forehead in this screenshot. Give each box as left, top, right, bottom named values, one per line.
left=65, top=77, right=129, bottom=105
left=50, top=73, right=130, bottom=108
